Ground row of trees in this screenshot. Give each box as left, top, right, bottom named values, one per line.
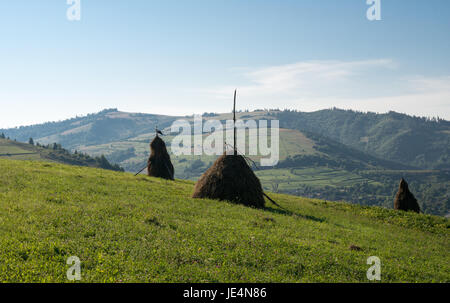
left=40, top=142, right=124, bottom=172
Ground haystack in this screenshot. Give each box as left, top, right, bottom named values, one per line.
left=147, top=136, right=174, bottom=180
left=394, top=178, right=420, bottom=213
left=192, top=153, right=265, bottom=208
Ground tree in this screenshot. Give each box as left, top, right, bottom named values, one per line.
left=29, top=138, right=34, bottom=145
left=97, top=155, right=110, bottom=169
left=0, top=133, right=5, bottom=139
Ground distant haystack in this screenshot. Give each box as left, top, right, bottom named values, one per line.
left=192, top=154, right=265, bottom=208
left=147, top=136, right=174, bottom=180
left=394, top=178, right=420, bottom=213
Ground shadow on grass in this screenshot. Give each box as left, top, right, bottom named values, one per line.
left=264, top=206, right=326, bottom=223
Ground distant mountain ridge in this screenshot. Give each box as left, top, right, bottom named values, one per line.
left=275, top=109, right=450, bottom=170
left=2, top=108, right=448, bottom=170
left=1, top=108, right=449, bottom=216
left=0, top=108, right=179, bottom=150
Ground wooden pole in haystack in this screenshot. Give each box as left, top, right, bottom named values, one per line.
left=233, top=89, right=237, bottom=156
left=134, top=166, right=147, bottom=176
left=192, top=88, right=284, bottom=210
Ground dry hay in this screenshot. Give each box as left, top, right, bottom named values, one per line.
left=147, top=136, right=174, bottom=180
left=192, top=154, right=265, bottom=208
left=394, top=178, right=421, bottom=213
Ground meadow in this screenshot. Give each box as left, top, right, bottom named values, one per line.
left=257, top=167, right=382, bottom=192
left=0, top=159, right=448, bottom=282
left=0, top=139, right=40, bottom=161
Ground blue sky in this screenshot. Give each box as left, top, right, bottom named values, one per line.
left=1, top=0, right=450, bottom=128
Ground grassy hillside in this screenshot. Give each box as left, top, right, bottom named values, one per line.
left=0, top=159, right=448, bottom=282
left=0, top=138, right=122, bottom=171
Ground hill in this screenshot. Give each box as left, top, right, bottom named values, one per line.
left=0, top=108, right=179, bottom=150
left=3, top=108, right=449, bottom=169
left=268, top=131, right=449, bottom=216
left=1, top=109, right=449, bottom=216
left=76, top=127, right=449, bottom=216
left=0, top=159, right=448, bottom=282
left=3, top=108, right=447, bottom=172
left=275, top=108, right=450, bottom=170
left=0, top=137, right=123, bottom=172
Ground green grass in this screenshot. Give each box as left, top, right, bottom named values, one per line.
left=0, top=158, right=448, bottom=282
left=0, top=139, right=36, bottom=155
left=0, top=138, right=122, bottom=172
left=257, top=167, right=382, bottom=191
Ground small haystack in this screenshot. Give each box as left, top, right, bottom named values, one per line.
left=192, top=153, right=265, bottom=208
left=394, top=178, right=420, bottom=213
left=147, top=135, right=174, bottom=180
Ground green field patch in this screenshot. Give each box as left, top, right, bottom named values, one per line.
left=257, top=167, right=381, bottom=191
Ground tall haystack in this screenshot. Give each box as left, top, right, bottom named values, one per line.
left=192, top=90, right=265, bottom=208
left=192, top=153, right=265, bottom=208
left=147, top=135, right=174, bottom=180
left=394, top=178, right=420, bottom=213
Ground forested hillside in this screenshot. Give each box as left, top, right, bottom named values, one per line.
left=275, top=109, right=450, bottom=169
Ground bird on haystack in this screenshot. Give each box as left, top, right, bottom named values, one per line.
left=155, top=126, right=164, bottom=137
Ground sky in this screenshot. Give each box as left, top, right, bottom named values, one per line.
left=1, top=0, right=450, bottom=128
